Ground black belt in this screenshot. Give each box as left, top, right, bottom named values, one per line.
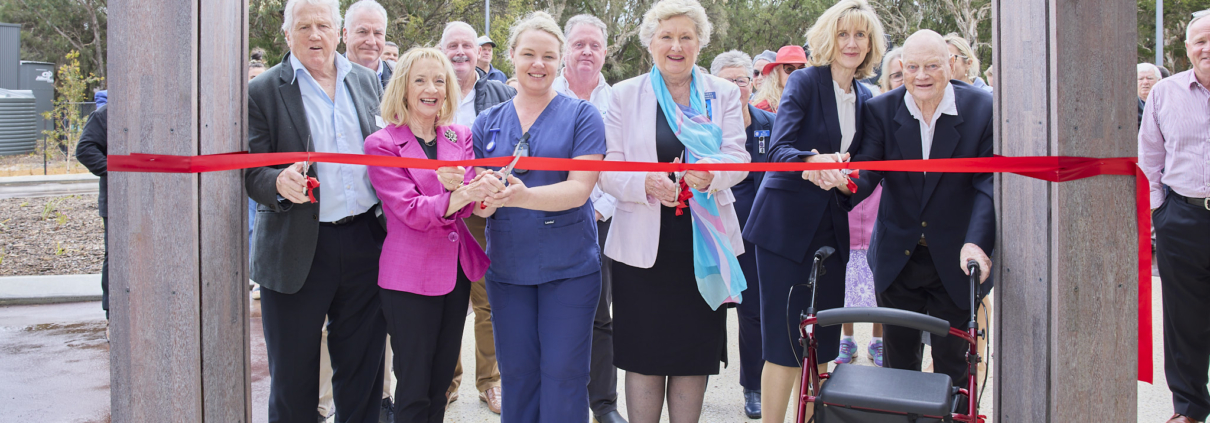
left=1172, top=192, right=1210, bottom=211
left=321, top=210, right=369, bottom=226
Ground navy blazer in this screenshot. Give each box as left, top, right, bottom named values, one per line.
left=742, top=66, right=872, bottom=263
left=733, top=103, right=776, bottom=227
left=847, top=81, right=996, bottom=309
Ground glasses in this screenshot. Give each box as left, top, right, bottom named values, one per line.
left=726, top=77, right=751, bottom=87
left=951, top=54, right=969, bottom=62
left=888, top=71, right=903, bottom=82
left=782, top=64, right=806, bottom=74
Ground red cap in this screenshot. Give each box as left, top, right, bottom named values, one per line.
left=762, top=45, right=809, bottom=76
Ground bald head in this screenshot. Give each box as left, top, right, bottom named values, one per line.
left=900, top=30, right=954, bottom=107
left=902, top=30, right=951, bottom=66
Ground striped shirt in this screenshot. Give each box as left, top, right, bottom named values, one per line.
left=1138, top=70, right=1210, bottom=209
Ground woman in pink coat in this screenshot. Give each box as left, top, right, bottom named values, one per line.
left=365, top=47, right=494, bottom=423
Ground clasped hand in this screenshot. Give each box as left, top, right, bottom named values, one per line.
left=801, top=150, right=850, bottom=191
left=476, top=169, right=526, bottom=209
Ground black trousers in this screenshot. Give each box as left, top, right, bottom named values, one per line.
left=1155, top=193, right=1210, bottom=421
left=736, top=237, right=763, bottom=391
left=589, top=219, right=619, bottom=416
left=101, top=216, right=109, bottom=319
left=260, top=214, right=388, bottom=423
left=382, top=268, right=473, bottom=423
left=877, top=244, right=974, bottom=393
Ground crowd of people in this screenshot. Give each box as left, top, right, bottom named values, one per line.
left=72, top=0, right=1210, bottom=422
left=244, top=0, right=993, bottom=422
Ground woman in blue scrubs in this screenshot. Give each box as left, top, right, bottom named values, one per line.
left=471, top=11, right=606, bottom=423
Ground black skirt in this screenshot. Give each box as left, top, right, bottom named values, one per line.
left=612, top=204, right=728, bottom=376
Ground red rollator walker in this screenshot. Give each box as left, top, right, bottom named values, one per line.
left=794, top=246, right=987, bottom=423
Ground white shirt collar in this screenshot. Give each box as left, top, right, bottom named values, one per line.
left=832, top=80, right=857, bottom=105
left=289, top=53, right=351, bottom=85
left=903, top=82, right=958, bottom=125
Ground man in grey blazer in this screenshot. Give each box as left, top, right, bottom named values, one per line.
left=246, top=0, right=387, bottom=421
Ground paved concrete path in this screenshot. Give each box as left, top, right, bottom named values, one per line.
left=0, top=173, right=99, bottom=199
left=0, top=274, right=102, bottom=305
left=0, top=277, right=1187, bottom=422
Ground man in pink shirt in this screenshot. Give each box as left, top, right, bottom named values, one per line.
left=1138, top=10, right=1210, bottom=423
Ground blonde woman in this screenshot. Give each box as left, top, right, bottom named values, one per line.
left=943, top=33, right=992, bottom=92
left=364, top=47, right=494, bottom=422
left=470, top=11, right=607, bottom=423
left=877, top=47, right=904, bottom=92
left=750, top=45, right=809, bottom=113
left=740, top=1, right=885, bottom=422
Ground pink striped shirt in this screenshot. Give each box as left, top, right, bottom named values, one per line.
left=1139, top=70, right=1210, bottom=209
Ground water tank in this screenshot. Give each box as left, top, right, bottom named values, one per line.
left=0, top=23, right=19, bottom=90
left=19, top=61, right=54, bottom=137
left=0, top=88, right=38, bottom=155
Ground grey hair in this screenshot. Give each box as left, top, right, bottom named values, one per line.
left=563, top=14, right=608, bottom=47
left=385, top=41, right=398, bottom=47
left=1190, top=10, right=1209, bottom=41
left=440, top=21, right=478, bottom=48
left=639, top=0, right=713, bottom=50
left=1137, top=62, right=1162, bottom=80
left=343, top=0, right=387, bottom=31
left=282, top=0, right=342, bottom=33
left=710, top=50, right=752, bottom=76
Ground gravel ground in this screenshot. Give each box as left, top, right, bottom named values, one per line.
left=0, top=194, right=105, bottom=276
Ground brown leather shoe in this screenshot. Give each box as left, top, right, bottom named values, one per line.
left=479, top=386, right=502, bottom=414
left=1168, top=414, right=1204, bottom=423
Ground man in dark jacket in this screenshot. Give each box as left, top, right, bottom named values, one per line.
left=246, top=1, right=388, bottom=421
left=342, top=0, right=393, bottom=88
left=840, top=31, right=995, bottom=401
left=75, top=105, right=108, bottom=320
left=438, top=20, right=516, bottom=414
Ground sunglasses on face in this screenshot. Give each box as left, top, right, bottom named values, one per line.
left=782, top=64, right=806, bottom=74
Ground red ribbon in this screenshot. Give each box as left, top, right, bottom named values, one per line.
left=674, top=178, right=692, bottom=216
left=305, top=176, right=320, bottom=203
left=108, top=152, right=1154, bottom=383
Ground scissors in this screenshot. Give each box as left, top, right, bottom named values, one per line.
left=481, top=132, right=530, bottom=209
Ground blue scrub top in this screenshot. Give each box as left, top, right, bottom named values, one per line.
left=472, top=94, right=607, bottom=285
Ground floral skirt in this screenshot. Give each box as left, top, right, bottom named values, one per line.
left=844, top=249, right=877, bottom=308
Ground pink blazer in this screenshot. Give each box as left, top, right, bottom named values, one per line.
left=364, top=123, right=489, bottom=295
left=598, top=73, right=751, bottom=268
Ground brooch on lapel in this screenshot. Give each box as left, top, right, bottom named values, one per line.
left=444, top=129, right=458, bottom=144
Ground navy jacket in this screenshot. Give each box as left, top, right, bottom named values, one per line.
left=75, top=105, right=108, bottom=218
left=733, top=104, right=776, bottom=227
left=846, top=81, right=996, bottom=308
left=742, top=66, right=872, bottom=263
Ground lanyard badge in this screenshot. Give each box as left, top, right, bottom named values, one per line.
left=755, top=130, right=770, bottom=155
left=704, top=91, right=716, bottom=121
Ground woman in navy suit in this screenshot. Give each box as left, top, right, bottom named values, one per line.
left=740, top=1, right=885, bottom=421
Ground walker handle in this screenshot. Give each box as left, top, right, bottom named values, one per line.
left=815, top=307, right=952, bottom=338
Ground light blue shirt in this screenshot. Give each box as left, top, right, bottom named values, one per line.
left=289, top=54, right=378, bottom=222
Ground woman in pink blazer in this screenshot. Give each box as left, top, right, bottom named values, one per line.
left=596, top=2, right=751, bottom=420
left=364, top=48, right=493, bottom=422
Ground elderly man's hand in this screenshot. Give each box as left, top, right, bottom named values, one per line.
left=276, top=161, right=310, bottom=204
left=802, top=151, right=850, bottom=191
left=960, top=243, right=992, bottom=284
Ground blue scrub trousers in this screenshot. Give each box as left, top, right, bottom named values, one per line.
left=487, top=272, right=601, bottom=423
